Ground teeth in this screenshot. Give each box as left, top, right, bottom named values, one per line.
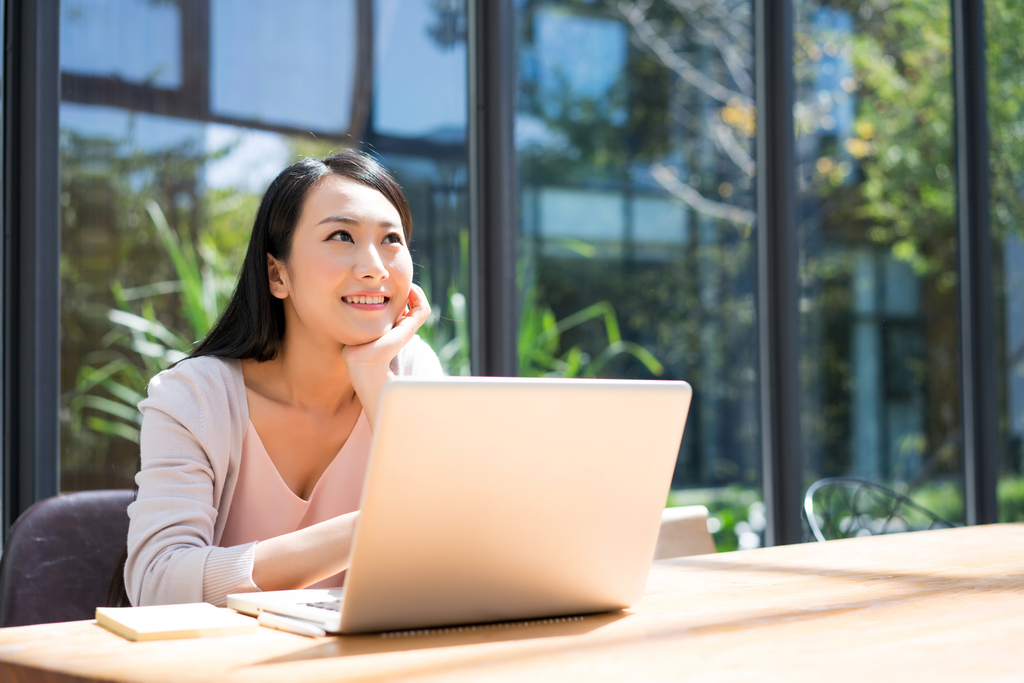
left=346, top=295, right=386, bottom=304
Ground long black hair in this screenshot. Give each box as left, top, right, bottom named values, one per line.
left=190, top=151, right=413, bottom=361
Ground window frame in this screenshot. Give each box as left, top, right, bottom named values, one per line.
left=953, top=0, right=998, bottom=525
left=3, top=0, right=62, bottom=533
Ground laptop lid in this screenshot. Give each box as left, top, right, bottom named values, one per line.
left=338, top=376, right=692, bottom=634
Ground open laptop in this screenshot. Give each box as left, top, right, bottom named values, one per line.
left=229, top=376, right=692, bottom=634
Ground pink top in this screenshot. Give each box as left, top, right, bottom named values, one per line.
left=219, top=412, right=372, bottom=588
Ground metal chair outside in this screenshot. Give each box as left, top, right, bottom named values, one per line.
left=803, top=477, right=955, bottom=543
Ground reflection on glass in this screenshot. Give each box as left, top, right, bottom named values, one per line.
left=794, top=0, right=963, bottom=522
left=61, top=0, right=182, bottom=88
left=375, top=153, right=471, bottom=376
left=517, top=0, right=762, bottom=551
left=371, top=0, right=471, bottom=375
left=210, top=0, right=357, bottom=132
left=59, top=0, right=470, bottom=491
left=986, top=0, right=1024, bottom=522
left=374, top=0, right=467, bottom=140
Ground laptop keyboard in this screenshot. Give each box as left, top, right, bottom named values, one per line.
left=303, top=600, right=342, bottom=613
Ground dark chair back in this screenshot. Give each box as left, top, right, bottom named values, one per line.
left=803, top=477, right=955, bottom=543
left=0, top=489, right=136, bottom=627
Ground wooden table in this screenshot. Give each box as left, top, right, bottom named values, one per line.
left=0, top=524, right=1021, bottom=682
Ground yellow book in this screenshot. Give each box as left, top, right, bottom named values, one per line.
left=95, top=603, right=258, bottom=641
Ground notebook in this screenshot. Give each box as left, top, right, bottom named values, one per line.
left=96, top=603, right=258, bottom=641
left=229, top=376, right=692, bottom=634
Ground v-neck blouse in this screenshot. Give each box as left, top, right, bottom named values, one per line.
left=218, top=411, right=372, bottom=588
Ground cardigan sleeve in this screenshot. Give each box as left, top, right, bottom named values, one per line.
left=391, top=334, right=445, bottom=378
left=126, top=358, right=258, bottom=607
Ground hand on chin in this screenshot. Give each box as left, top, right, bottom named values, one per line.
left=341, top=284, right=430, bottom=379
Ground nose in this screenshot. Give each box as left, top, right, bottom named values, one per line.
left=354, top=243, right=389, bottom=281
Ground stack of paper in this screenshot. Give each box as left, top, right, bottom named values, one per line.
left=96, top=603, right=258, bottom=641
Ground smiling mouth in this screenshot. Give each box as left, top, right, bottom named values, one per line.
left=343, top=295, right=389, bottom=305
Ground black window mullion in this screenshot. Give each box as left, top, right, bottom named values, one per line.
left=952, top=0, right=997, bottom=525
left=3, top=0, right=61, bottom=535
left=755, top=0, right=803, bottom=545
left=467, top=0, right=518, bottom=378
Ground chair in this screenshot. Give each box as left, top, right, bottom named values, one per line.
left=653, top=505, right=717, bottom=559
left=0, top=489, right=136, bottom=627
left=803, top=477, right=955, bottom=543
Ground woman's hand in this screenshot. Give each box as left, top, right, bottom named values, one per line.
left=342, top=284, right=431, bottom=428
left=252, top=510, right=361, bottom=591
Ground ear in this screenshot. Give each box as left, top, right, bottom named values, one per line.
left=267, top=254, right=290, bottom=300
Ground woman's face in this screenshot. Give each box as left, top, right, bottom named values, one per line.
left=271, top=174, right=413, bottom=348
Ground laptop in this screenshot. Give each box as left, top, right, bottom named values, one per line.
left=228, top=376, right=692, bottom=634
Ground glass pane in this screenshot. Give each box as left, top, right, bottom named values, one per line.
left=517, top=1, right=762, bottom=551
left=794, top=0, right=963, bottom=523
left=987, top=0, right=1024, bottom=522
left=375, top=153, right=470, bottom=376
left=61, top=0, right=182, bottom=88
left=374, top=0, right=467, bottom=139
left=210, top=0, right=357, bottom=132
left=60, top=0, right=470, bottom=491
left=371, top=0, right=470, bottom=374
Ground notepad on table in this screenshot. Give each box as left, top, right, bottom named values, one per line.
left=96, top=603, right=258, bottom=641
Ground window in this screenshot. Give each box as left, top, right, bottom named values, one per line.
left=987, top=0, right=1024, bottom=522
left=516, top=0, right=763, bottom=550
left=3, top=0, right=1007, bottom=541
left=794, top=0, right=963, bottom=521
left=58, top=0, right=469, bottom=491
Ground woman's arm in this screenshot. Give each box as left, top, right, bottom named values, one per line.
left=128, top=358, right=257, bottom=607
left=343, top=283, right=431, bottom=428
left=251, top=511, right=359, bottom=590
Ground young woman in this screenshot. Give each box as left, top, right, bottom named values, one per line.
left=125, top=152, right=443, bottom=607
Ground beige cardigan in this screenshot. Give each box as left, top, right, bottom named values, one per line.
left=125, top=336, right=443, bottom=607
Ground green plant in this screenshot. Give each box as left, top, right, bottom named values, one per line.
left=419, top=284, right=666, bottom=380
left=65, top=201, right=236, bottom=450
left=518, top=287, right=664, bottom=379
left=416, top=287, right=471, bottom=376
left=902, top=480, right=964, bottom=524
left=997, top=476, right=1024, bottom=523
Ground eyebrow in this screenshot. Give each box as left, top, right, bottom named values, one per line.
left=316, top=215, right=402, bottom=230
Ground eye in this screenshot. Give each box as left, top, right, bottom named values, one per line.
left=328, top=230, right=353, bottom=243
left=383, top=232, right=404, bottom=245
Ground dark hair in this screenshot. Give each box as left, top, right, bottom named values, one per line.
left=190, top=151, right=413, bottom=361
